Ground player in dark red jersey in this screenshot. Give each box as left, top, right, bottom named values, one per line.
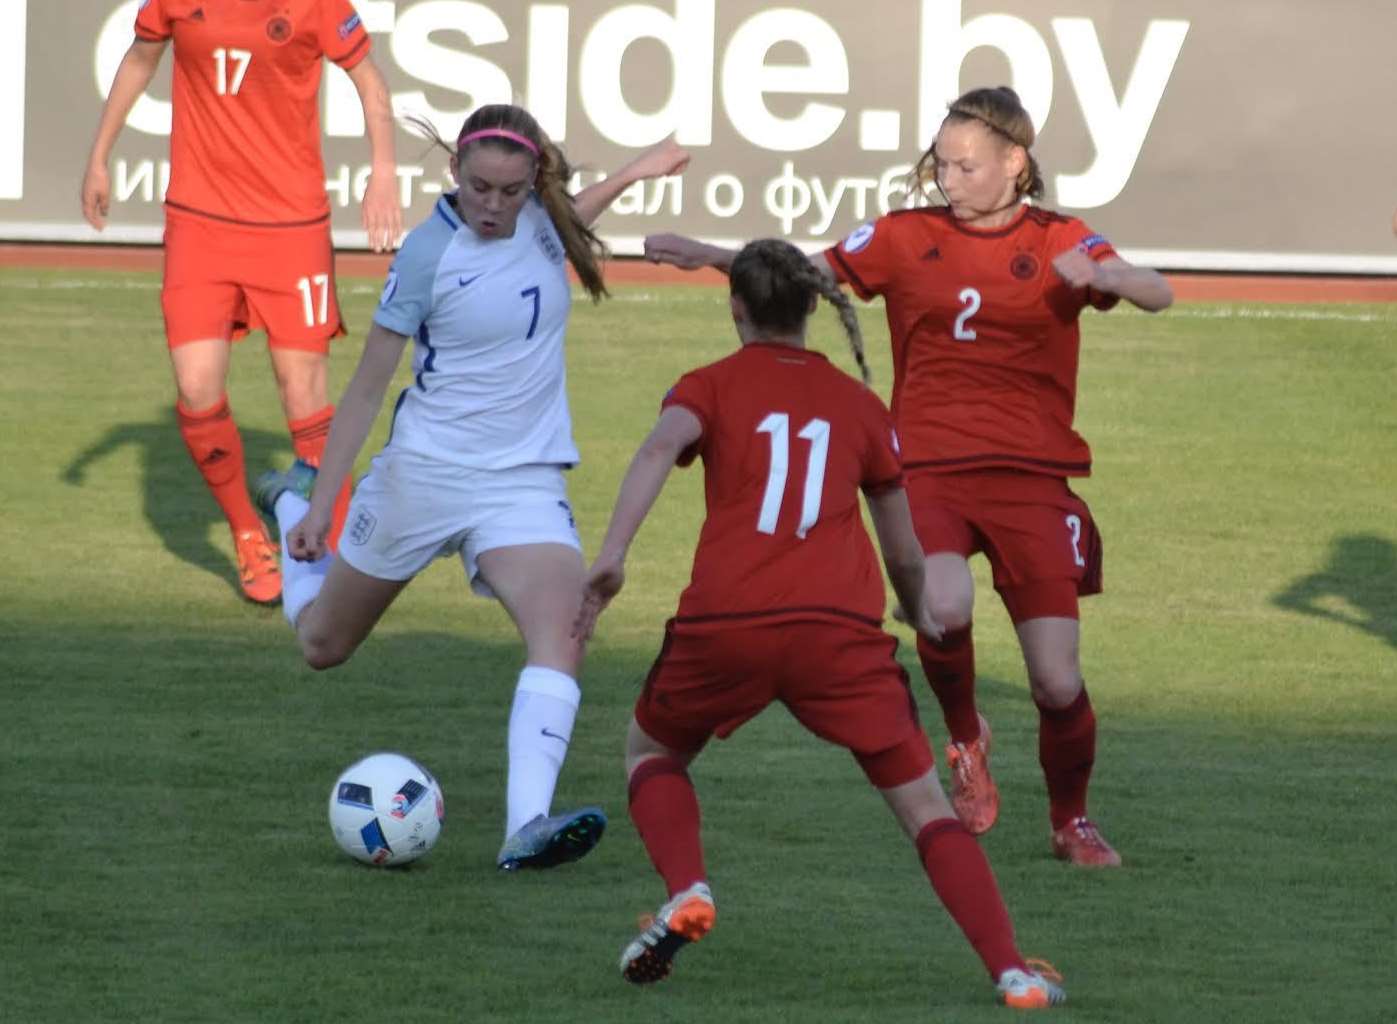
left=575, top=239, right=1066, bottom=1009
left=80, top=0, right=402, bottom=604
left=643, top=87, right=1172, bottom=867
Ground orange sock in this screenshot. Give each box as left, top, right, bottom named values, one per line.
left=288, top=405, right=350, bottom=550
left=176, top=397, right=261, bottom=535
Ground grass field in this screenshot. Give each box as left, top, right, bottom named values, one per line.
left=2, top=266, right=1395, bottom=1023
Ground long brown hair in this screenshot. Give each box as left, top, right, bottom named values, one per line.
left=910, top=86, right=1045, bottom=204
left=405, top=105, right=610, bottom=301
left=730, top=239, right=871, bottom=385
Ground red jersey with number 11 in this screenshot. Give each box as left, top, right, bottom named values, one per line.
left=135, top=0, right=371, bottom=225
left=662, top=343, right=904, bottom=628
left=825, top=205, right=1119, bottom=477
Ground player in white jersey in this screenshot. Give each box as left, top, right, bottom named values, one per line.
left=253, top=104, right=689, bottom=871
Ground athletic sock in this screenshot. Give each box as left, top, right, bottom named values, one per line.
left=916, top=625, right=981, bottom=745
left=505, top=666, right=580, bottom=838
left=1037, top=688, right=1097, bottom=830
left=273, top=491, right=328, bottom=627
left=916, top=818, right=1025, bottom=979
left=288, top=405, right=350, bottom=550
left=176, top=397, right=261, bottom=535
left=628, top=756, right=706, bottom=897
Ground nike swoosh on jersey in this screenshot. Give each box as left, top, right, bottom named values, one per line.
left=459, top=274, right=483, bottom=287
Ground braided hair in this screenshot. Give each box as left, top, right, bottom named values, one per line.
left=730, top=239, right=871, bottom=385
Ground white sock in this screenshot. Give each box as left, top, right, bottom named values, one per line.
left=505, top=666, right=581, bottom=838
left=274, top=491, right=328, bottom=627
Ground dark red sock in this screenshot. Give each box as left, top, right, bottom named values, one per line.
left=288, top=405, right=350, bottom=550
left=176, top=398, right=261, bottom=534
left=916, top=818, right=1025, bottom=979
left=916, top=626, right=980, bottom=744
left=628, top=756, right=706, bottom=897
left=1037, top=688, right=1096, bottom=830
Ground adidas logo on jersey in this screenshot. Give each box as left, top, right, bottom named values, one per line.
left=922, top=246, right=941, bottom=261
left=190, top=6, right=204, bottom=19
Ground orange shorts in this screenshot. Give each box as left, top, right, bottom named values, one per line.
left=907, top=469, right=1103, bottom=622
left=161, top=206, right=346, bottom=352
left=635, top=617, right=934, bottom=785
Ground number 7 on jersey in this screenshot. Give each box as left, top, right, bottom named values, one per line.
left=756, top=413, right=830, bottom=539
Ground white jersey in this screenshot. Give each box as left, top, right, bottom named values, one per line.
left=372, top=193, right=578, bottom=470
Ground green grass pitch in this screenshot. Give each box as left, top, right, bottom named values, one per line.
left=1, top=265, right=1394, bottom=1023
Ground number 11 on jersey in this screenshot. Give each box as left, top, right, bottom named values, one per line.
left=756, top=413, right=830, bottom=539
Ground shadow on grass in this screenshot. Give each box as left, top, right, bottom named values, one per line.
left=1272, top=532, right=1397, bottom=650
left=60, top=411, right=291, bottom=597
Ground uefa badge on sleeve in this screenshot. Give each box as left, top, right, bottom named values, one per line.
left=842, top=222, right=876, bottom=254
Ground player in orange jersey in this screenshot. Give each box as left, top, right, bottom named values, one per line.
left=575, top=239, right=1066, bottom=1010
left=80, top=0, right=402, bottom=605
left=643, top=87, right=1173, bottom=867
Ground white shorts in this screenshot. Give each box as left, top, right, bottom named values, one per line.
left=338, top=452, right=582, bottom=597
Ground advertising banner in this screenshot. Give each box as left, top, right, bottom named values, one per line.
left=2, top=1, right=1394, bottom=272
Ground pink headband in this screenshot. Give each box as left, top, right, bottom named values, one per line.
left=456, top=128, right=540, bottom=157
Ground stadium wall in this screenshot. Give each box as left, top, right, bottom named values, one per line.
left=2, top=1, right=1395, bottom=275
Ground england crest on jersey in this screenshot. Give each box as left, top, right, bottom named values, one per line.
left=535, top=228, right=565, bottom=265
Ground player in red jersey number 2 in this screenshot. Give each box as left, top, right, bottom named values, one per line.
left=81, top=0, right=401, bottom=605
left=575, top=240, right=1066, bottom=1009
left=644, top=87, right=1173, bottom=867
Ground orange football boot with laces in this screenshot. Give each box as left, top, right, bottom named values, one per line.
left=233, top=527, right=281, bottom=605
left=945, top=713, right=999, bottom=835
left=997, top=958, right=1067, bottom=1008
left=1051, top=816, right=1122, bottom=867
left=620, top=881, right=716, bottom=984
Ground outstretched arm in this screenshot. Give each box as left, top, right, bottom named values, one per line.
left=286, top=321, right=407, bottom=560
left=572, top=138, right=691, bottom=227
left=644, top=234, right=840, bottom=292
left=574, top=405, right=703, bottom=638
left=346, top=56, right=402, bottom=252
left=81, top=38, right=167, bottom=229
left=1052, top=252, right=1174, bottom=312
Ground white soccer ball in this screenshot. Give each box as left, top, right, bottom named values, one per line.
left=328, top=752, right=444, bottom=866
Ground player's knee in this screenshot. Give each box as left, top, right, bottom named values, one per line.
left=1029, top=668, right=1083, bottom=709
left=299, top=629, right=350, bottom=671
left=925, top=593, right=972, bottom=632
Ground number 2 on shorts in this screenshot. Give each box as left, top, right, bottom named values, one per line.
left=756, top=413, right=830, bottom=539
left=1065, top=513, right=1087, bottom=567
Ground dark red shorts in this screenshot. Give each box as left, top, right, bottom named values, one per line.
left=906, top=469, right=1103, bottom=622
left=635, top=617, right=934, bottom=785
left=161, top=206, right=346, bottom=352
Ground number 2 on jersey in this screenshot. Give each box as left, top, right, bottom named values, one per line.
left=756, top=413, right=830, bottom=539
left=213, top=48, right=252, bottom=96
left=953, top=287, right=981, bottom=341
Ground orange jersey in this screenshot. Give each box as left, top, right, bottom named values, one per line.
left=662, top=343, right=903, bottom=627
left=135, top=0, right=371, bottom=225
left=825, top=206, right=1119, bottom=477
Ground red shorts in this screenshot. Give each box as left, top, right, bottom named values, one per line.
left=161, top=206, right=347, bottom=352
left=635, top=617, right=934, bottom=786
left=906, top=469, right=1103, bottom=622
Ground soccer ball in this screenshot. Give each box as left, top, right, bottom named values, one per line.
left=328, top=752, right=445, bottom=866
